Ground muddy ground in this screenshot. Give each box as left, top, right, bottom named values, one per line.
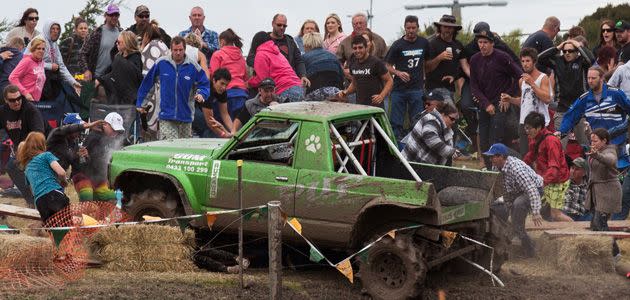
left=1, top=178, right=630, bottom=299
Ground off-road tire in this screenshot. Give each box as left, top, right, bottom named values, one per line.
left=358, top=233, right=427, bottom=300
left=124, top=189, right=183, bottom=222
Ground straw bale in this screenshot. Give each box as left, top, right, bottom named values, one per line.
left=0, top=234, right=55, bottom=269
left=618, top=239, right=630, bottom=257
left=537, top=233, right=614, bottom=274
left=88, top=224, right=197, bottom=272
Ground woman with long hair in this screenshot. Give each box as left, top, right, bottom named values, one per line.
left=210, top=28, right=248, bottom=126
left=16, top=132, right=68, bottom=223
left=593, top=20, right=619, bottom=57
left=6, top=8, right=40, bottom=46
left=97, top=31, right=142, bottom=105
left=59, top=17, right=89, bottom=76
left=9, top=38, right=46, bottom=101
left=322, top=13, right=346, bottom=54
left=294, top=20, right=319, bottom=55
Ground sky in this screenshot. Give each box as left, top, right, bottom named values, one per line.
left=1, top=0, right=627, bottom=50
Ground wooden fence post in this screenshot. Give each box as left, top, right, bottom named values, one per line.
left=268, top=201, right=282, bottom=300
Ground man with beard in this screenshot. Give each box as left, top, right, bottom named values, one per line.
left=79, top=4, right=122, bottom=81
left=615, top=20, right=630, bottom=64
left=126, top=5, right=171, bottom=48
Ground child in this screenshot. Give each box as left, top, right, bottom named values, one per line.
left=16, top=131, right=69, bottom=223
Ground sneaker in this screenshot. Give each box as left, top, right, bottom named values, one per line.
left=226, top=265, right=241, bottom=274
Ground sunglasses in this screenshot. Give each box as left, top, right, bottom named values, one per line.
left=275, top=24, right=288, bottom=28
left=5, top=96, right=21, bottom=103
left=137, top=14, right=150, bottom=19
left=107, top=13, right=120, bottom=17
left=28, top=16, right=39, bottom=21
left=563, top=49, right=577, bottom=54
left=601, top=28, right=614, bottom=33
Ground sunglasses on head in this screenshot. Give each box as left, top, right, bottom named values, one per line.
left=5, top=96, right=22, bottom=103
left=602, top=28, right=614, bottom=33
left=137, top=14, right=150, bottom=19
left=28, top=16, right=39, bottom=21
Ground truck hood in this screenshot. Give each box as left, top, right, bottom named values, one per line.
left=121, top=138, right=228, bottom=156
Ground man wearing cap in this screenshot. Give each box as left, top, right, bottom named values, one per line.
left=425, top=15, right=469, bottom=97
left=127, top=5, right=171, bottom=48
left=72, top=112, right=126, bottom=201
left=79, top=4, right=122, bottom=81
left=136, top=37, right=210, bottom=140
left=484, top=143, right=543, bottom=257
left=615, top=20, right=630, bottom=65
left=385, top=15, right=430, bottom=142
left=522, top=16, right=560, bottom=71
left=0, top=84, right=44, bottom=207
left=562, top=157, right=591, bottom=221
left=470, top=30, right=522, bottom=169
left=462, top=22, right=520, bottom=65
left=178, top=6, right=219, bottom=64
left=231, top=78, right=283, bottom=134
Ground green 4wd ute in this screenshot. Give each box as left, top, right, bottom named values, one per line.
left=109, top=102, right=509, bottom=299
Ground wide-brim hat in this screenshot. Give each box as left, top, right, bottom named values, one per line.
left=433, top=15, right=462, bottom=30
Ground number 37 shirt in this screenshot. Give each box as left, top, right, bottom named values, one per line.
left=385, top=36, right=430, bottom=91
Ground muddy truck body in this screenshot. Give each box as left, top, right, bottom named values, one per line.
left=109, top=102, right=509, bottom=299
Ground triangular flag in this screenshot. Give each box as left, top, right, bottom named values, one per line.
left=51, top=228, right=69, bottom=248
left=309, top=245, right=325, bottom=263
left=81, top=214, right=98, bottom=226
left=336, top=258, right=354, bottom=283
left=357, top=248, right=369, bottom=262
left=176, top=218, right=191, bottom=234
left=143, top=215, right=162, bottom=222
left=440, top=230, right=457, bottom=248
left=206, top=214, right=217, bottom=229
left=288, top=218, right=302, bottom=235
left=386, top=230, right=396, bottom=240
left=243, top=208, right=256, bottom=221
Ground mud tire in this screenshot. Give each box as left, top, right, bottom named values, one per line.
left=124, top=189, right=183, bottom=221
left=358, top=233, right=426, bottom=300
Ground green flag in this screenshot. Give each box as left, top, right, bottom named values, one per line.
left=357, top=248, right=369, bottom=263
left=51, top=229, right=70, bottom=248
left=176, top=218, right=191, bottom=234
left=309, top=245, right=325, bottom=263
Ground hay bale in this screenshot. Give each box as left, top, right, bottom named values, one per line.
left=0, top=234, right=54, bottom=268
left=618, top=239, right=630, bottom=257
left=88, top=224, right=197, bottom=272
left=537, top=233, right=614, bottom=274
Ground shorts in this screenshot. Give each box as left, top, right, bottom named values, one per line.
left=543, top=180, right=570, bottom=209
left=35, top=189, right=70, bottom=223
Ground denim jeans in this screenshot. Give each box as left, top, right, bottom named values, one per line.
left=7, top=157, right=34, bottom=207
left=279, top=86, right=305, bottom=102
left=479, top=108, right=509, bottom=169
left=390, top=89, right=424, bottom=142
left=511, top=193, right=536, bottom=257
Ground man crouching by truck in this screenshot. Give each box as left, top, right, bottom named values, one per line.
left=484, top=143, right=542, bottom=257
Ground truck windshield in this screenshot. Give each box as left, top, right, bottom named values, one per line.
left=227, top=120, right=299, bottom=165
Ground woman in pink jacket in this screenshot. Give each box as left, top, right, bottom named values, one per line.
left=210, top=29, right=249, bottom=130
left=248, top=31, right=303, bottom=102
left=9, top=37, right=46, bottom=101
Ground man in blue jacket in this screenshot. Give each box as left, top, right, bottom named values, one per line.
left=137, top=36, right=210, bottom=140
left=0, top=37, right=25, bottom=93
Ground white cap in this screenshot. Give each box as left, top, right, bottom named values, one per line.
left=104, top=112, right=125, bottom=132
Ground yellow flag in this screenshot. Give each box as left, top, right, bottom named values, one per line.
left=81, top=214, right=98, bottom=226
left=387, top=230, right=396, bottom=239
left=288, top=218, right=302, bottom=235
left=440, top=230, right=458, bottom=248
left=336, top=258, right=353, bottom=283
left=142, top=215, right=162, bottom=221
left=206, top=214, right=218, bottom=229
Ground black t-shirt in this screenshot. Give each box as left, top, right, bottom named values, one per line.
left=0, top=100, right=44, bottom=151
left=348, top=55, right=388, bottom=106
left=273, top=38, right=289, bottom=59
left=618, top=43, right=630, bottom=64
left=199, top=84, right=227, bottom=110
left=385, top=36, right=429, bottom=90
left=236, top=108, right=252, bottom=125
left=522, top=30, right=554, bottom=54
left=426, top=36, right=464, bottom=91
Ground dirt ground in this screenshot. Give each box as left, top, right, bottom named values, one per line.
left=1, top=178, right=630, bottom=299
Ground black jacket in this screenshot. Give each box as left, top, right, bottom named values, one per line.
left=98, top=52, right=143, bottom=105
left=246, top=33, right=305, bottom=77
left=126, top=24, right=171, bottom=48
left=538, top=46, right=594, bottom=112
left=46, top=123, right=83, bottom=174
left=0, top=100, right=44, bottom=151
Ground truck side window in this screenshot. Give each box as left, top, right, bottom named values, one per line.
left=227, top=120, right=299, bottom=166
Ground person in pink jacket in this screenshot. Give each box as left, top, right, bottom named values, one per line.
left=9, top=38, right=46, bottom=101
left=248, top=31, right=304, bottom=102
left=210, top=28, right=249, bottom=127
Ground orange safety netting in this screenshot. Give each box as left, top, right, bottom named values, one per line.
left=0, top=201, right=129, bottom=292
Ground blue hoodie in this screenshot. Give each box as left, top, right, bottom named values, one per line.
left=0, top=46, right=24, bottom=92
left=137, top=55, right=210, bottom=123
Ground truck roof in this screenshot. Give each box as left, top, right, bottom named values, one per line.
left=257, top=101, right=384, bottom=122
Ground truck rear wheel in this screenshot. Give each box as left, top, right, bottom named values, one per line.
left=124, top=189, right=182, bottom=221
left=358, top=233, right=426, bottom=300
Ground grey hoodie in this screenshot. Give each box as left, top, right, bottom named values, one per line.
left=26, top=20, right=78, bottom=86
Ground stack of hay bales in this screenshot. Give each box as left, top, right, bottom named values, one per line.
left=0, top=234, right=54, bottom=267
left=538, top=233, right=615, bottom=274
left=89, top=224, right=197, bottom=272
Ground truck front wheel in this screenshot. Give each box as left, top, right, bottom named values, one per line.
left=124, top=189, right=182, bottom=221
left=358, top=233, right=426, bottom=300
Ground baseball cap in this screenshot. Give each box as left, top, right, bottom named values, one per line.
left=615, top=20, right=630, bottom=32
left=104, top=112, right=125, bottom=132
left=425, top=89, right=445, bottom=102
left=571, top=157, right=587, bottom=169
left=62, top=113, right=84, bottom=125
left=106, top=4, right=120, bottom=15
left=259, top=77, right=276, bottom=89
left=483, top=143, right=509, bottom=156
left=135, top=5, right=150, bottom=16
left=475, top=30, right=495, bottom=42
left=473, top=22, right=490, bottom=34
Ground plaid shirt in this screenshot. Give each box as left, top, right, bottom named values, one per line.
left=500, top=156, right=544, bottom=214
left=179, top=26, right=219, bottom=62
left=401, top=110, right=455, bottom=165
left=562, top=178, right=588, bottom=216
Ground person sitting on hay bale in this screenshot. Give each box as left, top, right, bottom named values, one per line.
left=16, top=131, right=69, bottom=223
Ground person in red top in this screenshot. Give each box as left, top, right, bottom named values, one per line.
left=523, top=112, right=572, bottom=221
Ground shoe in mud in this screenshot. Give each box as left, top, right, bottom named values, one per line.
left=226, top=265, right=241, bottom=274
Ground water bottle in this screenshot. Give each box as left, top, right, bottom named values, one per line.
left=115, top=189, right=123, bottom=209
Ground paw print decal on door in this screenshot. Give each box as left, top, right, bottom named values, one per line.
left=305, top=135, right=321, bottom=153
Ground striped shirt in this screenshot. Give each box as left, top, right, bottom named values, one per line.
left=402, top=110, right=455, bottom=165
